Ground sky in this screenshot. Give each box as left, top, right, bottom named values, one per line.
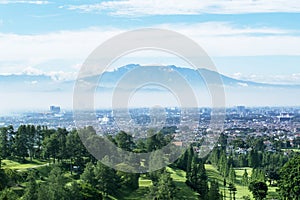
left=0, top=0, right=300, bottom=111
left=0, top=0, right=300, bottom=84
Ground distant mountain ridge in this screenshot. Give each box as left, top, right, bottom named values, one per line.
left=0, top=64, right=299, bottom=92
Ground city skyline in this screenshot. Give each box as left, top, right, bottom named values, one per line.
left=1, top=0, right=300, bottom=112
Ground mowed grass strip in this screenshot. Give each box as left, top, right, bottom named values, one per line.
left=205, top=164, right=254, bottom=200
left=2, top=159, right=48, bottom=170
left=167, top=167, right=199, bottom=200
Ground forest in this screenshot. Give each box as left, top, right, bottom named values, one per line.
left=0, top=125, right=300, bottom=200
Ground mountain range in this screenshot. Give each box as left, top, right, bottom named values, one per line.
left=0, top=64, right=299, bottom=93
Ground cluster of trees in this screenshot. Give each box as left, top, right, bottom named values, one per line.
left=175, top=145, right=222, bottom=200
left=1, top=124, right=300, bottom=200
left=208, top=132, right=300, bottom=200
left=0, top=125, right=90, bottom=168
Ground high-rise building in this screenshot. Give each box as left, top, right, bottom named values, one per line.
left=50, top=106, right=60, bottom=113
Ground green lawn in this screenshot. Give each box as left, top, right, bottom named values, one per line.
left=122, top=175, right=152, bottom=200
left=281, top=148, right=300, bottom=152
left=2, top=159, right=48, bottom=170
left=123, top=168, right=199, bottom=200
left=205, top=164, right=254, bottom=200
left=205, top=164, right=281, bottom=200
left=167, top=167, right=199, bottom=200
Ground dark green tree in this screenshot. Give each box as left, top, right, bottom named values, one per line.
left=149, top=169, right=176, bottom=200
left=242, top=169, right=249, bottom=186
left=26, top=125, right=36, bottom=161
left=0, top=188, right=19, bottom=200
left=56, top=128, right=68, bottom=162
left=14, top=125, right=28, bottom=161
left=115, top=131, right=135, bottom=151
left=229, top=165, right=236, bottom=183
left=37, top=166, right=68, bottom=200
left=187, top=158, right=208, bottom=200
left=278, top=155, right=300, bottom=199
left=0, top=127, right=9, bottom=168
left=208, top=180, right=221, bottom=200
left=81, top=162, right=96, bottom=186
left=66, top=129, right=87, bottom=173
left=249, top=181, right=268, bottom=200
left=94, top=161, right=120, bottom=196
left=228, top=183, right=237, bottom=200
left=22, top=171, right=38, bottom=200
left=42, top=133, right=59, bottom=162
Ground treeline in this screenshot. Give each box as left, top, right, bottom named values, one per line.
left=0, top=124, right=226, bottom=200
left=1, top=125, right=300, bottom=199
left=0, top=125, right=90, bottom=168
left=208, top=133, right=300, bottom=200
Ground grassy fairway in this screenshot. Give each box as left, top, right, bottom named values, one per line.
left=205, top=164, right=254, bottom=200
left=2, top=159, right=48, bottom=170
left=122, top=175, right=152, bottom=200
left=167, top=167, right=199, bottom=200
left=205, top=164, right=281, bottom=200
left=281, top=148, right=300, bottom=152
left=123, top=167, right=199, bottom=200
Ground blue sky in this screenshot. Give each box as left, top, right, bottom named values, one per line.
left=1, top=0, right=300, bottom=84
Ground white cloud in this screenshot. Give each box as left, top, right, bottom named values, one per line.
left=231, top=72, right=300, bottom=85
left=1, top=22, right=300, bottom=80
left=21, top=67, right=77, bottom=81
left=0, top=0, right=49, bottom=5
left=237, top=82, right=248, bottom=87
left=64, top=0, right=300, bottom=16
left=23, top=66, right=43, bottom=75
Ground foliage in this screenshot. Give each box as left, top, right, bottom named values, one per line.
left=208, top=180, right=221, bottom=200
left=148, top=169, right=176, bottom=200
left=0, top=188, right=19, bottom=200
left=278, top=155, right=300, bottom=199
left=249, top=181, right=268, bottom=200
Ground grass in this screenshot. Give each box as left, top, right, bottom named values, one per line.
left=281, top=148, right=300, bottom=152
left=2, top=158, right=48, bottom=170
left=122, top=175, right=152, bottom=200
left=123, top=168, right=199, bottom=200
left=205, top=164, right=254, bottom=200
left=167, top=167, right=199, bottom=200
left=2, top=158, right=281, bottom=200
left=205, top=164, right=281, bottom=200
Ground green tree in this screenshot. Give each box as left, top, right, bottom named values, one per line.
left=250, top=168, right=265, bottom=183
left=187, top=158, right=208, bottom=200
left=56, top=128, right=68, bottom=162
left=115, top=131, right=135, bottom=151
left=94, top=161, right=120, bottom=196
left=0, top=169, right=8, bottom=190
left=14, top=125, right=28, bottom=161
left=228, top=183, right=237, bottom=200
left=149, top=170, right=176, bottom=200
left=37, top=166, right=68, bottom=200
left=42, top=133, right=59, bottom=162
left=81, top=162, right=96, bottom=186
left=26, top=125, right=36, bottom=161
left=66, top=181, right=83, bottom=200
left=278, top=155, right=300, bottom=199
left=0, top=127, right=9, bottom=168
left=66, top=129, right=87, bottom=173
left=242, top=169, right=249, bottom=186
left=208, top=180, right=221, bottom=200
left=22, top=171, right=38, bottom=200
left=249, top=181, right=268, bottom=200
left=229, top=165, right=236, bottom=183
left=116, top=163, right=139, bottom=191
left=0, top=188, right=19, bottom=200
